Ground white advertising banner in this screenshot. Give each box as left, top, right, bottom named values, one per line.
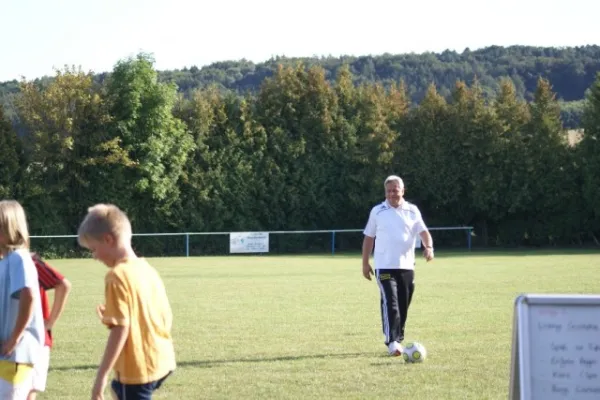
left=229, top=232, right=270, bottom=253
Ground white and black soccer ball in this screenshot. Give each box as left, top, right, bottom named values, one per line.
left=402, top=342, right=427, bottom=363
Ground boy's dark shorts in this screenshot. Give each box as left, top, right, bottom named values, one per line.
left=111, top=371, right=173, bottom=400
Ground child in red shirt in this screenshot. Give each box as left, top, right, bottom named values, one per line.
left=28, top=253, right=71, bottom=400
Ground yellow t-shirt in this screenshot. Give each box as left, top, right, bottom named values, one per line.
left=102, top=258, right=176, bottom=385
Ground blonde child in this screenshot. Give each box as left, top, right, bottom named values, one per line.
left=0, top=200, right=45, bottom=400
left=77, top=204, right=176, bottom=400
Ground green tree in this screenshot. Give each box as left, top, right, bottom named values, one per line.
left=349, top=82, right=399, bottom=211
left=255, top=63, right=341, bottom=230
left=16, top=67, right=121, bottom=233
left=520, top=78, right=576, bottom=244
left=398, top=83, right=451, bottom=223
left=494, top=78, right=530, bottom=138
left=0, top=104, right=20, bottom=199
left=580, top=72, right=600, bottom=240
left=448, top=80, right=504, bottom=242
left=490, top=79, right=534, bottom=244
left=173, top=87, right=219, bottom=232
left=106, top=53, right=194, bottom=230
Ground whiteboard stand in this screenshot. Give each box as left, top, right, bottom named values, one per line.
left=509, top=296, right=522, bottom=400
left=509, top=294, right=600, bottom=400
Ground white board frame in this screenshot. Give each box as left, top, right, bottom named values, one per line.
left=229, top=232, right=269, bottom=254
left=509, top=293, right=600, bottom=400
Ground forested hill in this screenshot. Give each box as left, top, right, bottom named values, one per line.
left=2, top=45, right=600, bottom=127
left=158, top=45, right=600, bottom=102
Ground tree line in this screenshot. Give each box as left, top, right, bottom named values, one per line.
left=1, top=53, right=600, bottom=257
left=3, top=45, right=600, bottom=129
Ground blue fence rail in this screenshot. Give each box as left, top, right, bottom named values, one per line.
left=30, top=226, right=473, bottom=257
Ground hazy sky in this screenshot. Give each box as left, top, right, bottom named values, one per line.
left=2, top=0, right=598, bottom=81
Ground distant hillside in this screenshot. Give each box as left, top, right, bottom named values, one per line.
left=2, top=45, right=600, bottom=128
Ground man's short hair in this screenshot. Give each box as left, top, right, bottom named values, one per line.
left=384, top=175, right=404, bottom=189
left=77, top=204, right=132, bottom=248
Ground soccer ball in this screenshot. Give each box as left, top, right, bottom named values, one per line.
left=402, top=342, right=427, bottom=363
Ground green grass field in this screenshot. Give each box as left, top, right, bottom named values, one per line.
left=43, top=250, right=600, bottom=399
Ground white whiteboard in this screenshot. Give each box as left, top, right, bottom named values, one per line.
left=229, top=232, right=269, bottom=253
left=510, top=294, right=600, bottom=400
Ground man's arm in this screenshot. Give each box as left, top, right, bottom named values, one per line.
left=419, top=230, right=434, bottom=262
left=362, top=236, right=374, bottom=266
left=46, top=278, right=72, bottom=330
left=362, top=236, right=375, bottom=280
left=362, top=209, right=377, bottom=281
left=412, top=207, right=434, bottom=262
left=419, top=230, right=433, bottom=249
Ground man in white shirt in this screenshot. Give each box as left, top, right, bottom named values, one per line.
left=361, top=175, right=434, bottom=356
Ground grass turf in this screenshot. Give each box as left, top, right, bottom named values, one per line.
left=43, top=250, right=600, bottom=399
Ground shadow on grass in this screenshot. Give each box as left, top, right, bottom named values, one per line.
left=369, top=361, right=412, bottom=366
left=51, top=352, right=383, bottom=372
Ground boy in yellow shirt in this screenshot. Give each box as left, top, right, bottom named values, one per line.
left=77, top=204, right=176, bottom=400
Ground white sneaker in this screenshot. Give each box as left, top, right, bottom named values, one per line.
left=388, top=341, right=403, bottom=356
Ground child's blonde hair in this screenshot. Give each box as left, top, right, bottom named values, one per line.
left=0, top=200, right=30, bottom=254
left=77, top=204, right=132, bottom=248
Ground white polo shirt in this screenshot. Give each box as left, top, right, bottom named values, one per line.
left=363, top=200, right=428, bottom=270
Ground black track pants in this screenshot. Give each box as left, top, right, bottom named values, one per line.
left=375, top=268, right=415, bottom=345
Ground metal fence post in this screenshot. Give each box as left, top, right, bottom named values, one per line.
left=186, top=233, right=190, bottom=257
left=467, top=228, right=472, bottom=251
left=331, top=231, right=336, bottom=256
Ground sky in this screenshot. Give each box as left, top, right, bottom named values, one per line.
left=2, top=0, right=599, bottom=82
